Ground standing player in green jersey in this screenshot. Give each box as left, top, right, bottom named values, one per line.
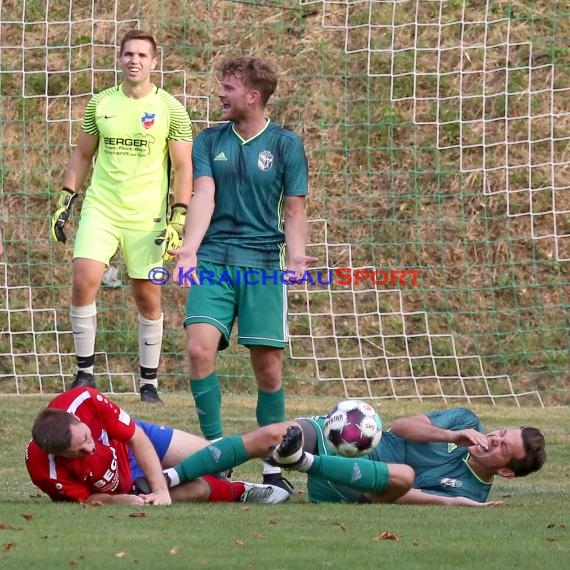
left=172, top=56, right=316, bottom=492
left=50, top=30, right=193, bottom=403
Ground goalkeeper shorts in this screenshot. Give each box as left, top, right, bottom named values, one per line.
left=74, top=213, right=164, bottom=279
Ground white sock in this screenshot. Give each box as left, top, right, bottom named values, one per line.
left=70, top=303, right=97, bottom=362
left=295, top=452, right=315, bottom=473
left=138, top=313, right=164, bottom=367
left=138, top=313, right=163, bottom=388
left=262, top=461, right=282, bottom=476
left=164, top=468, right=180, bottom=487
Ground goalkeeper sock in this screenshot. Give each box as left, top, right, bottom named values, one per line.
left=173, top=435, right=249, bottom=484
left=70, top=303, right=97, bottom=372
left=190, top=373, right=223, bottom=440
left=138, top=313, right=163, bottom=388
left=306, top=455, right=389, bottom=493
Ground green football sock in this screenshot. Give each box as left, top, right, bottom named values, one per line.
left=307, top=455, right=389, bottom=493
left=256, top=387, right=285, bottom=426
left=174, top=435, right=250, bottom=483
left=190, top=372, right=222, bottom=440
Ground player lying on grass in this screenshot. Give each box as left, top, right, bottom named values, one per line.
left=25, top=387, right=289, bottom=506
left=161, top=407, right=546, bottom=507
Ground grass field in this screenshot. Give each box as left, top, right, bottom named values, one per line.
left=0, top=393, right=568, bottom=569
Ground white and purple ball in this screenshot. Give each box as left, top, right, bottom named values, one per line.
left=324, top=400, right=382, bottom=457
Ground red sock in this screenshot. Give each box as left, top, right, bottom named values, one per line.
left=202, top=475, right=245, bottom=502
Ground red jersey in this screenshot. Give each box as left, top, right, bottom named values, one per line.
left=25, top=387, right=136, bottom=502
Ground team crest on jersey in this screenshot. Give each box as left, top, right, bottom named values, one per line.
left=257, top=150, right=273, bottom=171
left=142, top=111, right=156, bottom=129
left=440, top=478, right=462, bottom=488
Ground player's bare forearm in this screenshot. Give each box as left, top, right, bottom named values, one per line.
left=140, top=489, right=172, bottom=506
left=394, top=488, right=503, bottom=507
left=86, top=493, right=145, bottom=506
left=129, top=426, right=171, bottom=504
left=168, top=140, right=193, bottom=207
left=180, top=180, right=215, bottom=248
left=391, top=414, right=451, bottom=441
left=284, top=196, right=317, bottom=279
left=394, top=488, right=453, bottom=505
left=62, top=153, right=90, bottom=192
left=391, top=414, right=488, bottom=449
left=284, top=196, right=308, bottom=261
left=62, top=131, right=98, bottom=192
left=392, top=414, right=487, bottom=447
left=170, top=178, right=215, bottom=285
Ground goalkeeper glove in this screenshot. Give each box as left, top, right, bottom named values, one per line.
left=155, top=203, right=187, bottom=261
left=50, top=188, right=78, bottom=243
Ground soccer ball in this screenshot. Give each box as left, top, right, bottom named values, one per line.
left=324, top=400, right=382, bottom=457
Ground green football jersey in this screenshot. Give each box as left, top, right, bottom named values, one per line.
left=80, top=84, right=193, bottom=230
left=193, top=120, right=308, bottom=269
left=306, top=408, right=493, bottom=503
left=374, top=408, right=493, bottom=502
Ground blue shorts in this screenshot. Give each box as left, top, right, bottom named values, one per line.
left=128, top=419, right=174, bottom=480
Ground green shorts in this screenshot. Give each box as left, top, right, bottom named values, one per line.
left=183, top=261, right=288, bottom=350
left=73, top=212, right=164, bottom=279
left=300, top=417, right=389, bottom=503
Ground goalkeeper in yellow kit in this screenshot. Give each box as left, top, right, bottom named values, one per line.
left=50, top=30, right=193, bottom=402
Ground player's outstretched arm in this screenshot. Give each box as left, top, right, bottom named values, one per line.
left=394, top=488, right=503, bottom=507
left=85, top=493, right=145, bottom=506
left=168, top=139, right=193, bottom=211
left=391, top=414, right=489, bottom=449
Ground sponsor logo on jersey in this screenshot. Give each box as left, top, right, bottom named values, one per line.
left=92, top=446, right=120, bottom=492
left=440, top=477, right=462, bottom=488
left=104, top=137, right=150, bottom=148
left=257, top=150, right=273, bottom=171
left=142, top=111, right=156, bottom=129
left=448, top=443, right=458, bottom=453
left=214, top=151, right=228, bottom=161
left=103, top=134, right=154, bottom=156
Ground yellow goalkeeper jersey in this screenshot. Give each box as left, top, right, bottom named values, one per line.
left=80, top=84, right=193, bottom=230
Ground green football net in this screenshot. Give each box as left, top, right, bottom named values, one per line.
left=1, top=1, right=568, bottom=405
